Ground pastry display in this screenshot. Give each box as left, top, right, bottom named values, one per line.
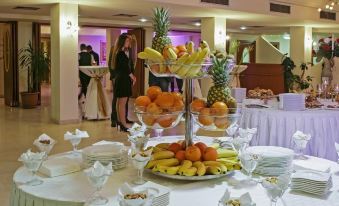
left=247, top=87, right=274, bottom=99
left=134, top=86, right=184, bottom=129
left=145, top=141, right=240, bottom=179
left=305, top=95, right=323, bottom=108
left=124, top=193, right=147, bottom=200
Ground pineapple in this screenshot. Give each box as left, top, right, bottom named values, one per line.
left=152, top=7, right=172, bottom=53
left=207, top=56, right=237, bottom=111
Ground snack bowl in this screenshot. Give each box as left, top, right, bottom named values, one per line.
left=34, top=139, right=57, bottom=155
left=134, top=106, right=184, bottom=130
left=191, top=107, right=241, bottom=131
left=118, top=186, right=153, bottom=206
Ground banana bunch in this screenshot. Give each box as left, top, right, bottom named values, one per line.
left=137, top=41, right=211, bottom=78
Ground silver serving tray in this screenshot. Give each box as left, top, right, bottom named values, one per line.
left=146, top=169, right=233, bottom=181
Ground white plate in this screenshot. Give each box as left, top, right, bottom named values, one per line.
left=246, top=146, right=294, bottom=158
left=292, top=170, right=331, bottom=182
left=82, top=144, right=126, bottom=157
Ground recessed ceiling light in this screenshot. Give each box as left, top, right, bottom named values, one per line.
left=240, top=26, right=247, bottom=30
left=138, top=18, right=148, bottom=22
left=193, top=22, right=201, bottom=27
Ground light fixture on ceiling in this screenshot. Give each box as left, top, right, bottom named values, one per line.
left=138, top=18, right=148, bottom=22
left=193, top=22, right=201, bottom=27
left=318, top=0, right=339, bottom=12
left=240, top=26, right=247, bottom=30
left=225, top=35, right=230, bottom=40
left=283, top=33, right=290, bottom=40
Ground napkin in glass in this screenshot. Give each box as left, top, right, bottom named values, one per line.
left=238, top=127, right=257, bottom=142
left=84, top=161, right=113, bottom=177
left=18, top=149, right=46, bottom=162
left=128, top=123, right=147, bottom=136
left=33, top=133, right=56, bottom=145
left=292, top=131, right=311, bottom=141
left=219, top=188, right=253, bottom=206
left=64, top=129, right=89, bottom=140
left=226, top=123, right=239, bottom=137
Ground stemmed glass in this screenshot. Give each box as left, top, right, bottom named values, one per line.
left=317, top=84, right=323, bottom=99
left=153, top=129, right=163, bottom=141
left=293, top=138, right=309, bottom=160
left=322, top=78, right=329, bottom=99
left=261, top=174, right=291, bottom=206
left=84, top=162, right=113, bottom=205
left=69, top=138, right=82, bottom=154
left=18, top=150, right=47, bottom=186
left=192, top=123, right=200, bottom=141
left=131, top=151, right=152, bottom=185
left=239, top=151, right=261, bottom=184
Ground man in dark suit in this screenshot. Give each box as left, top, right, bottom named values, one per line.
left=87, top=45, right=99, bottom=65
left=79, top=44, right=93, bottom=99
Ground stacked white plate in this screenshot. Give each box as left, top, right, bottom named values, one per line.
left=82, top=144, right=128, bottom=170
left=136, top=181, right=171, bottom=206
left=291, top=170, right=332, bottom=196
left=279, top=93, right=305, bottom=111
left=246, top=146, right=294, bottom=176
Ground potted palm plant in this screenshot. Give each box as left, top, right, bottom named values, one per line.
left=19, top=41, right=50, bottom=108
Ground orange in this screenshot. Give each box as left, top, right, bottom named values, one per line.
left=214, top=117, right=229, bottom=129
left=177, top=140, right=186, bottom=150
left=176, top=45, right=187, bottom=53
left=175, top=150, right=186, bottom=162
left=135, top=96, right=151, bottom=107
left=202, top=147, right=218, bottom=161
left=168, top=143, right=182, bottom=154
left=173, top=99, right=184, bottom=111
left=171, top=92, right=183, bottom=101
left=142, top=115, right=156, bottom=126
left=155, top=92, right=175, bottom=108
left=156, top=116, right=175, bottom=128
left=185, top=146, right=202, bottom=162
left=146, top=103, right=163, bottom=115
left=194, top=142, right=207, bottom=154
left=191, top=99, right=206, bottom=112
left=211, top=102, right=228, bottom=116
left=147, top=86, right=162, bottom=101
left=150, top=64, right=160, bottom=73
left=198, top=108, right=214, bottom=126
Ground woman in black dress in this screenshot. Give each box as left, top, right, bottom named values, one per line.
left=111, top=34, right=136, bottom=131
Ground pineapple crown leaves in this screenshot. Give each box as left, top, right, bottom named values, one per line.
left=152, top=7, right=170, bottom=36
left=208, top=56, right=235, bottom=85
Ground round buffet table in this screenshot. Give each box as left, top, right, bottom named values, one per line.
left=79, top=66, right=111, bottom=120
left=241, top=107, right=339, bottom=161
left=10, top=136, right=339, bottom=206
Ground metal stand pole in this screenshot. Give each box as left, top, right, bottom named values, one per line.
left=184, top=79, right=194, bottom=147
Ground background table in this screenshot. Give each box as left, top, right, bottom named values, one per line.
left=79, top=66, right=111, bottom=120
left=10, top=136, right=339, bottom=206
left=241, top=107, right=339, bottom=161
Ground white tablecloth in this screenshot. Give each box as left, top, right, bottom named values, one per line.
left=241, top=107, right=339, bottom=161
left=79, top=66, right=111, bottom=120
left=10, top=136, right=339, bottom=206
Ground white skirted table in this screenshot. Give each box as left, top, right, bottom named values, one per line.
left=10, top=136, right=339, bottom=206
left=241, top=107, right=339, bottom=161
left=79, top=66, right=111, bottom=120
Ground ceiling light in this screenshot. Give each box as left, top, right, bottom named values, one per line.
left=138, top=18, right=148, bottom=22
left=330, top=6, right=334, bottom=10
left=331, top=2, right=335, bottom=6
left=313, top=42, right=317, bottom=46
left=240, top=26, right=247, bottom=30
left=193, top=22, right=201, bottom=27
left=225, top=35, right=230, bottom=40
left=318, top=8, right=322, bottom=12
left=326, top=4, right=330, bottom=9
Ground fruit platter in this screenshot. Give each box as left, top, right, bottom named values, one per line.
left=145, top=141, right=241, bottom=180
left=134, top=87, right=185, bottom=129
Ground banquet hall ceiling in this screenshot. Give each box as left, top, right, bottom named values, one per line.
left=0, top=0, right=338, bottom=34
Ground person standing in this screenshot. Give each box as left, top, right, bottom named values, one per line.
left=148, top=72, right=170, bottom=92
left=110, top=34, right=136, bottom=131
left=170, top=77, right=183, bottom=93
left=87, top=45, right=100, bottom=65
left=78, top=43, right=95, bottom=99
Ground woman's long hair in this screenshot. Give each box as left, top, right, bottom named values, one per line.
left=110, top=33, right=129, bottom=71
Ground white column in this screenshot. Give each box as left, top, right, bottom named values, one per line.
left=17, top=22, right=32, bottom=95
left=144, top=27, right=153, bottom=94
left=200, top=17, right=227, bottom=97
left=50, top=3, right=79, bottom=124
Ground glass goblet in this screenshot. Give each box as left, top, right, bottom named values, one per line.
left=131, top=158, right=150, bottom=185
left=153, top=129, right=163, bottom=141
left=19, top=155, right=46, bottom=186
left=293, top=139, right=309, bottom=160
left=239, top=152, right=261, bottom=183
left=261, top=174, right=291, bottom=206
left=69, top=138, right=81, bottom=155
left=86, top=174, right=110, bottom=205
left=192, top=123, right=200, bottom=141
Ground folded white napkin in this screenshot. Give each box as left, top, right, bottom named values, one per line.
left=18, top=149, right=46, bottom=162
left=84, top=161, right=113, bottom=177
left=128, top=123, right=147, bottom=136
left=34, top=133, right=55, bottom=144
left=39, top=157, right=81, bottom=177
left=64, top=129, right=89, bottom=140
left=293, top=159, right=331, bottom=173
left=219, top=188, right=253, bottom=206
left=92, top=140, right=124, bottom=146
left=226, top=124, right=239, bottom=136
left=292, top=130, right=311, bottom=141
left=238, top=128, right=257, bottom=142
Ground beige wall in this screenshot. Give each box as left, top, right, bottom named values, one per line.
left=255, top=36, right=283, bottom=64
left=17, top=22, right=32, bottom=96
